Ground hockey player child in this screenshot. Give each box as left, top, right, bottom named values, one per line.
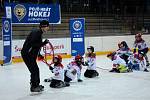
left=64, top=55, right=83, bottom=84
left=84, top=46, right=99, bottom=78
left=128, top=52, right=149, bottom=72
left=48, top=55, right=70, bottom=88
left=21, top=20, right=49, bottom=92
left=116, top=41, right=132, bottom=63
left=133, top=33, right=149, bottom=67
left=107, top=52, right=129, bottom=73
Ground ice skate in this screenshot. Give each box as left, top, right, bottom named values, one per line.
left=144, top=69, right=149, bottom=72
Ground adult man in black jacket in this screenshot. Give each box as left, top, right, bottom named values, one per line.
left=21, top=20, right=49, bottom=92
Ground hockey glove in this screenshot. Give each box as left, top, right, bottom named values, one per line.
left=84, top=61, right=89, bottom=66
left=49, top=66, right=54, bottom=71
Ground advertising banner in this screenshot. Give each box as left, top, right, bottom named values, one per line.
left=12, top=39, right=69, bottom=58
left=5, top=3, right=61, bottom=24
left=2, top=17, right=12, bottom=65
left=70, top=18, right=85, bottom=56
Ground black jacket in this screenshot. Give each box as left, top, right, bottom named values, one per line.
left=21, top=29, right=44, bottom=58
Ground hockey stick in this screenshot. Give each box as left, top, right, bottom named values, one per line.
left=42, top=42, right=54, bottom=67
left=96, top=67, right=110, bottom=71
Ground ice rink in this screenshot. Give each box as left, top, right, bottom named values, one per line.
left=0, top=54, right=150, bottom=100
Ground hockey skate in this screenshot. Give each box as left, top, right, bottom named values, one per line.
left=144, top=69, right=149, bottom=72
left=146, top=62, right=150, bottom=68
left=30, top=85, right=44, bottom=92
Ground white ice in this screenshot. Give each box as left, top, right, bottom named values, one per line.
left=0, top=54, right=150, bottom=100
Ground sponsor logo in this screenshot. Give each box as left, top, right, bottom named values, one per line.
left=73, top=21, right=82, bottom=31
left=3, top=20, right=10, bottom=33
left=14, top=4, right=26, bottom=21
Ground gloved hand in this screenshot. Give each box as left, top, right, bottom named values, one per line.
left=84, top=61, right=89, bottom=66
left=43, top=39, right=49, bottom=45
left=38, top=54, right=44, bottom=60
left=78, top=79, right=83, bottom=82
left=49, top=66, right=54, bottom=71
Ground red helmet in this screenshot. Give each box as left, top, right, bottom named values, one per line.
left=53, top=55, right=62, bottom=63
left=75, top=55, right=83, bottom=62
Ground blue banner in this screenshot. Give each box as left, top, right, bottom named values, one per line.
left=2, top=18, right=12, bottom=65
left=70, top=18, right=85, bottom=56
left=5, top=3, right=61, bottom=24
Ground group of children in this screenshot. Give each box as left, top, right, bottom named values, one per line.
left=107, top=33, right=149, bottom=73
left=43, top=32, right=149, bottom=89
left=43, top=46, right=99, bottom=88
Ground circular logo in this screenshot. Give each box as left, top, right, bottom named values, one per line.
left=4, top=20, right=10, bottom=33
left=14, top=4, right=26, bottom=21
left=73, top=21, right=82, bottom=31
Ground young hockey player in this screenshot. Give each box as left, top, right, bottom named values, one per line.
left=64, top=55, right=83, bottom=84
left=128, top=52, right=149, bottom=72
left=107, top=52, right=129, bottom=73
left=116, top=41, right=132, bottom=63
left=133, top=33, right=149, bottom=67
left=49, top=55, right=70, bottom=88
left=84, top=46, right=99, bottom=78
left=21, top=20, right=49, bottom=92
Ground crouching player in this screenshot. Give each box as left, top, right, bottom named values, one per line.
left=128, top=52, right=149, bottom=72
left=49, top=55, right=70, bottom=88
left=84, top=46, right=99, bottom=78
left=64, top=55, right=83, bottom=84
left=116, top=41, right=132, bottom=64
left=107, top=52, right=129, bottom=73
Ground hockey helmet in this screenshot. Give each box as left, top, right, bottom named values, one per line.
left=40, top=20, right=49, bottom=28
left=53, top=55, right=62, bottom=63
left=75, top=55, right=83, bottom=62
left=87, top=46, right=94, bottom=52
left=120, top=41, right=128, bottom=48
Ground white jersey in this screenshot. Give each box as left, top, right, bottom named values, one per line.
left=128, top=53, right=147, bottom=70
left=116, top=48, right=132, bottom=56
left=112, top=55, right=126, bottom=67
left=52, top=64, right=64, bottom=81
left=65, top=61, right=82, bottom=81
left=86, top=53, right=96, bottom=70
left=133, top=40, right=148, bottom=50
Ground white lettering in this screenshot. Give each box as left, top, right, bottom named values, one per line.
left=28, top=11, right=33, bottom=17
left=47, top=12, right=50, bottom=17
left=34, top=11, right=38, bottom=17
left=43, top=12, right=47, bottom=17
left=28, top=11, right=51, bottom=17
left=38, top=12, right=43, bottom=17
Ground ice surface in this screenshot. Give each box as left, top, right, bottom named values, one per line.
left=0, top=54, right=150, bottom=100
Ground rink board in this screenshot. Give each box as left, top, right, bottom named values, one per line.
left=1, top=35, right=150, bottom=63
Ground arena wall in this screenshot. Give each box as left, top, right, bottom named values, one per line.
left=4, top=35, right=150, bottom=63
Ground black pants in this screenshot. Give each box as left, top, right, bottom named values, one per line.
left=50, top=79, right=65, bottom=88
left=21, top=54, right=40, bottom=88
left=84, top=70, right=99, bottom=78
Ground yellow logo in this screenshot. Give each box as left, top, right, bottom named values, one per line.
left=14, top=4, right=26, bottom=21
